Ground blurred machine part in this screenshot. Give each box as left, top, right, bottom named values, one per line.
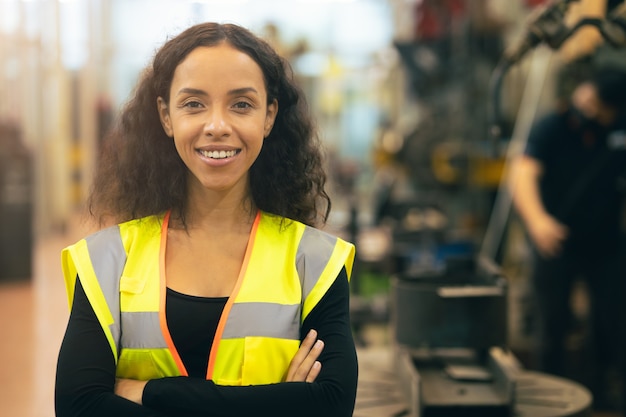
left=384, top=1, right=626, bottom=415
left=391, top=257, right=593, bottom=417
left=0, top=122, right=33, bottom=281
left=490, top=0, right=626, bottom=142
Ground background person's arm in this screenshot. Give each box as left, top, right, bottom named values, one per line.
left=509, top=154, right=569, bottom=258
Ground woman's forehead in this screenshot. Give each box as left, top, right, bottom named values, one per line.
left=172, top=45, right=265, bottom=89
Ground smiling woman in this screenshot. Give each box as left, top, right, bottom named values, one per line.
left=87, top=23, right=329, bottom=229
left=157, top=44, right=277, bottom=197
left=55, top=22, right=357, bottom=417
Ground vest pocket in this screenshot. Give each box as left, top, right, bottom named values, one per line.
left=120, top=275, right=147, bottom=294
left=241, top=337, right=299, bottom=385
left=117, top=348, right=174, bottom=380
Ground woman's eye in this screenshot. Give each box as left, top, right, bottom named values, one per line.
left=183, top=101, right=203, bottom=109
left=233, top=101, right=252, bottom=110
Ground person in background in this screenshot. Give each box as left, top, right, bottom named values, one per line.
left=55, top=22, right=357, bottom=417
left=510, top=64, right=626, bottom=411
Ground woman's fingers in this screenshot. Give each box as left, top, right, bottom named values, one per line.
left=306, top=361, right=322, bottom=383
left=286, top=329, right=324, bottom=382
left=286, top=329, right=316, bottom=380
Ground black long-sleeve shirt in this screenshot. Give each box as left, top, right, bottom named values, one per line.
left=55, top=268, right=357, bottom=417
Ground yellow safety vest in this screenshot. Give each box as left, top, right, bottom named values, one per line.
left=61, top=210, right=354, bottom=386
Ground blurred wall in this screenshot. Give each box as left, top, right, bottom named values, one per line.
left=0, top=0, right=107, bottom=235
left=0, top=0, right=394, bottom=236
left=1, top=0, right=615, bottom=238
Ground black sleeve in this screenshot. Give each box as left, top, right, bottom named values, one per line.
left=524, top=112, right=561, bottom=163
left=143, top=267, right=358, bottom=417
left=55, top=278, right=168, bottom=417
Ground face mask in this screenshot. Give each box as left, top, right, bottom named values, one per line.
left=569, top=105, right=605, bottom=137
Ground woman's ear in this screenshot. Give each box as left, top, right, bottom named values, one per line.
left=157, top=97, right=173, bottom=137
left=264, top=99, right=278, bottom=138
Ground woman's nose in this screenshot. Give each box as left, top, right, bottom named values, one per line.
left=203, top=108, right=231, bottom=137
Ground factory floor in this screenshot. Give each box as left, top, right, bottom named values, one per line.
left=0, top=226, right=622, bottom=417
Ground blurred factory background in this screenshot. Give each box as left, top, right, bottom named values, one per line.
left=1, top=0, right=625, bottom=416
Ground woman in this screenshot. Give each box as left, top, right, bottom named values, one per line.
left=55, top=22, right=358, bottom=417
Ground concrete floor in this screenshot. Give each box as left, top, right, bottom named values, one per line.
left=0, top=227, right=622, bottom=417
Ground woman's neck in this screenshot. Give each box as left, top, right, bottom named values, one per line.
left=184, top=206, right=256, bottom=232
left=171, top=190, right=256, bottom=233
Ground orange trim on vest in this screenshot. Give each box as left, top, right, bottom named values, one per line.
left=158, top=211, right=188, bottom=376
left=206, top=210, right=261, bottom=380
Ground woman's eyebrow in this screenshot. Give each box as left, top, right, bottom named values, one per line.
left=228, top=87, right=259, bottom=96
left=175, top=87, right=259, bottom=96
left=176, top=87, right=207, bottom=97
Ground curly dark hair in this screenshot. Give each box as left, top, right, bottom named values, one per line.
left=89, top=22, right=330, bottom=228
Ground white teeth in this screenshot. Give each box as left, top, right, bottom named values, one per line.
left=200, top=149, right=237, bottom=159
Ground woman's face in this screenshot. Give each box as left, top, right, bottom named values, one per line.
left=158, top=43, right=277, bottom=200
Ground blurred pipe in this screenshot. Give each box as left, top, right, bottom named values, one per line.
left=479, top=47, right=554, bottom=263
left=487, top=58, right=514, bottom=143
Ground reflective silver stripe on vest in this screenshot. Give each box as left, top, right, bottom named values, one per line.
left=82, top=218, right=340, bottom=350
left=85, top=226, right=126, bottom=350
left=121, top=311, right=168, bottom=348
left=219, top=225, right=338, bottom=341
left=85, top=226, right=169, bottom=351
left=296, top=226, right=338, bottom=301
left=222, top=303, right=300, bottom=340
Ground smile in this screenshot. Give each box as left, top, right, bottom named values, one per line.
left=198, top=149, right=239, bottom=159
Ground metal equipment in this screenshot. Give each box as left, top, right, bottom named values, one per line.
left=390, top=256, right=592, bottom=417
left=383, top=2, right=626, bottom=415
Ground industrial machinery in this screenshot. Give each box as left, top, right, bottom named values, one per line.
left=386, top=3, right=626, bottom=415
left=391, top=256, right=592, bottom=417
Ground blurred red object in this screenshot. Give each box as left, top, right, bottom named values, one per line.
left=414, top=0, right=467, bottom=39
left=525, top=0, right=549, bottom=7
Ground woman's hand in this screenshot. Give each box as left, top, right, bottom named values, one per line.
left=115, top=378, right=148, bottom=405
left=115, top=330, right=323, bottom=403
left=286, top=329, right=324, bottom=383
